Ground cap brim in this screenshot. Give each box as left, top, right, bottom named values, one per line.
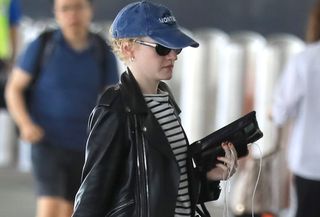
left=150, top=28, right=199, bottom=49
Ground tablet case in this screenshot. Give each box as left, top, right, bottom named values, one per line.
left=189, top=111, right=263, bottom=172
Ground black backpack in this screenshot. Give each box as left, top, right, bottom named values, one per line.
left=25, top=29, right=109, bottom=103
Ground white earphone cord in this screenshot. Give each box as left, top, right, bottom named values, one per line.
left=223, top=148, right=236, bottom=217
left=251, top=143, right=262, bottom=217
left=222, top=143, right=262, bottom=217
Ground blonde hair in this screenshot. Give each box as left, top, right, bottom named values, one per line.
left=108, top=26, right=137, bottom=63
left=306, top=0, right=320, bottom=43
left=109, top=38, right=135, bottom=63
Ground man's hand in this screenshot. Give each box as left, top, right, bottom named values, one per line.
left=20, top=121, right=44, bottom=144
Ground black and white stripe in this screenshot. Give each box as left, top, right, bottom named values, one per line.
left=144, top=92, right=191, bottom=217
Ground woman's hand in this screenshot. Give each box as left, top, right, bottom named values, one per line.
left=206, top=142, right=238, bottom=181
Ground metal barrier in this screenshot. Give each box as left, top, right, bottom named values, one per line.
left=180, top=29, right=230, bottom=142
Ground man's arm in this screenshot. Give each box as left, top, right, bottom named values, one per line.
left=5, top=67, right=44, bottom=143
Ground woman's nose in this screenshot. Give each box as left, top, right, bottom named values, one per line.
left=167, top=50, right=178, bottom=61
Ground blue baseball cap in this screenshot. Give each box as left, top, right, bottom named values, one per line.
left=110, top=1, right=199, bottom=49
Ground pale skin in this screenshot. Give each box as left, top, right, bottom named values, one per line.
left=120, top=37, right=238, bottom=181
left=5, top=0, right=93, bottom=216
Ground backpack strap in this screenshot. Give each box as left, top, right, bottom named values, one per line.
left=30, top=29, right=55, bottom=87
left=23, top=29, right=54, bottom=111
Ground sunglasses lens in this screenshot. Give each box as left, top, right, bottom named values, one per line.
left=175, top=49, right=182, bottom=55
left=155, top=44, right=171, bottom=56
left=155, top=45, right=182, bottom=56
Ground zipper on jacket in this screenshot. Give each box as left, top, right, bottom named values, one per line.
left=133, top=115, right=150, bottom=217
left=141, top=135, right=150, bottom=216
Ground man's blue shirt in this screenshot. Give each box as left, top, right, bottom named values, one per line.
left=18, top=29, right=119, bottom=151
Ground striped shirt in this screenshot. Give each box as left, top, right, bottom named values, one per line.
left=144, top=92, right=192, bottom=217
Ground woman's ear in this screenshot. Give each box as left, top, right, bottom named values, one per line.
left=121, top=41, right=135, bottom=60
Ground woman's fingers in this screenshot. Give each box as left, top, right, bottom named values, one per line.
left=222, top=142, right=231, bottom=159
left=217, top=156, right=233, bottom=166
left=215, top=163, right=232, bottom=180
left=228, top=142, right=238, bottom=158
left=219, top=142, right=238, bottom=177
left=207, top=142, right=240, bottom=181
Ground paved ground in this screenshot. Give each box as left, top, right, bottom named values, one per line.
left=0, top=167, right=36, bottom=217
left=0, top=166, right=225, bottom=217
left=0, top=166, right=292, bottom=217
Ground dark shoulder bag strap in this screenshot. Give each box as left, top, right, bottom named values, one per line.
left=196, top=204, right=211, bottom=217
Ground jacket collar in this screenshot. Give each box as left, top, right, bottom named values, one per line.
left=120, top=68, right=181, bottom=115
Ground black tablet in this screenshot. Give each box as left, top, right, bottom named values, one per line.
left=189, top=111, right=263, bottom=172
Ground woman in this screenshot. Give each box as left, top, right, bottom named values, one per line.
left=272, top=1, right=320, bottom=217
left=72, top=1, right=238, bottom=217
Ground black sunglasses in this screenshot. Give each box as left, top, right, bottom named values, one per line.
left=134, top=40, right=182, bottom=56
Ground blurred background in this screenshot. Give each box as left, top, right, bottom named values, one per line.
left=22, top=0, right=315, bottom=38
left=0, top=0, right=317, bottom=216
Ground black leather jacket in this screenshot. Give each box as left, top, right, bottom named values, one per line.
left=72, top=70, right=221, bottom=217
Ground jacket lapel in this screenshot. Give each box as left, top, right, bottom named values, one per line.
left=120, top=69, right=179, bottom=161
left=142, top=110, right=176, bottom=161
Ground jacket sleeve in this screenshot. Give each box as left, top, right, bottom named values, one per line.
left=72, top=106, right=126, bottom=217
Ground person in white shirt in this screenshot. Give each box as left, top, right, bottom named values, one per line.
left=272, top=1, right=320, bottom=216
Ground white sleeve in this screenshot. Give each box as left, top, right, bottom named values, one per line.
left=272, top=55, right=305, bottom=126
